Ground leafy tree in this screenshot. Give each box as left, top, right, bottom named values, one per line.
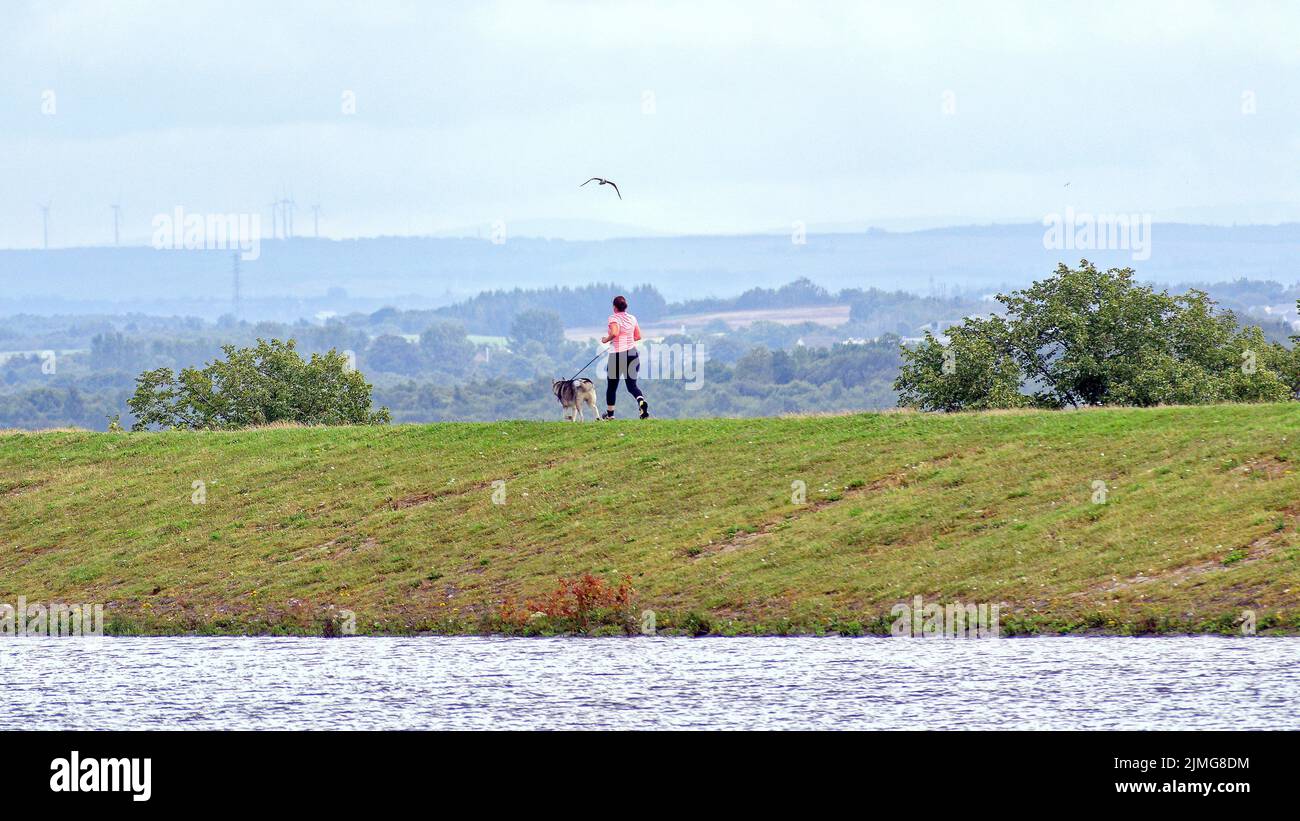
left=422, top=283, right=667, bottom=335
left=368, top=307, right=401, bottom=326
left=1219, top=324, right=1294, bottom=403
left=734, top=348, right=775, bottom=384
left=509, top=309, right=565, bottom=348
left=128, top=338, right=390, bottom=430
left=770, top=349, right=796, bottom=384
left=365, top=334, right=424, bottom=376
left=895, top=317, right=1028, bottom=412
left=896, top=261, right=1295, bottom=411
left=90, top=332, right=146, bottom=372
left=419, top=321, right=476, bottom=366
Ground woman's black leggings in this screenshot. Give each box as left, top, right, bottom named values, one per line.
left=606, top=350, right=644, bottom=406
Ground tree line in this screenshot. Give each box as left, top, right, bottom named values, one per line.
left=2, top=266, right=1297, bottom=430
left=896, top=261, right=1300, bottom=411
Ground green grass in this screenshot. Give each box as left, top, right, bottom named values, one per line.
left=2, top=403, right=1299, bottom=635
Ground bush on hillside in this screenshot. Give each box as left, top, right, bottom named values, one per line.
left=896, top=260, right=1299, bottom=411
left=498, top=574, right=636, bottom=634
left=127, top=338, right=391, bottom=430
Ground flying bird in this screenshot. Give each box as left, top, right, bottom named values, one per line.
left=581, top=177, right=622, bottom=200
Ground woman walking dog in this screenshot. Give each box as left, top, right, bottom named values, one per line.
left=601, top=295, right=649, bottom=419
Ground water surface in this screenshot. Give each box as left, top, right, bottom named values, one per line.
left=3, top=636, right=1295, bottom=730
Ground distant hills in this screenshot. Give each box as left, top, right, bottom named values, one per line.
left=2, top=223, right=1298, bottom=320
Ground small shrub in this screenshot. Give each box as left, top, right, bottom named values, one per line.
left=1222, top=548, right=1248, bottom=565
left=833, top=619, right=864, bottom=637
left=498, top=573, right=635, bottom=634
left=681, top=610, right=712, bottom=636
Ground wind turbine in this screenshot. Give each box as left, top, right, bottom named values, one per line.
left=311, top=203, right=321, bottom=238
left=38, top=201, right=51, bottom=249
left=268, top=196, right=281, bottom=239
left=110, top=198, right=121, bottom=246
left=282, top=195, right=296, bottom=239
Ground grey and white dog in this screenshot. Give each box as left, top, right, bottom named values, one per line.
left=552, top=378, right=600, bottom=421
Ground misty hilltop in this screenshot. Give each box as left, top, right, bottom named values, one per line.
left=3, top=223, right=1299, bottom=320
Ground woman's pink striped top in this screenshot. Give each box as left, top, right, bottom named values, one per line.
left=607, top=311, right=639, bottom=352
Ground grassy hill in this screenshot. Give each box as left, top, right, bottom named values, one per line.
left=2, top=403, right=1298, bottom=636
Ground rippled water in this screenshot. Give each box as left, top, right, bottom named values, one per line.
left=3, top=636, right=1297, bottom=730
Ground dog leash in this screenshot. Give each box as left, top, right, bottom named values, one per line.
left=569, top=348, right=608, bottom=384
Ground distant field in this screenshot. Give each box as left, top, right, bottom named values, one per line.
left=564, top=304, right=851, bottom=341
left=1, top=403, right=1298, bottom=635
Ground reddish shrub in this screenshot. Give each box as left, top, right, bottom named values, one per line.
left=498, top=574, right=635, bottom=632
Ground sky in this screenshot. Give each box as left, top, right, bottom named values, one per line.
left=2, top=0, right=1299, bottom=248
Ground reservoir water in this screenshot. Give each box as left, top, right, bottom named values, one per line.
left=3, top=635, right=1296, bottom=730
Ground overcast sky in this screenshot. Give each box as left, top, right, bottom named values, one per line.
left=3, top=0, right=1299, bottom=248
